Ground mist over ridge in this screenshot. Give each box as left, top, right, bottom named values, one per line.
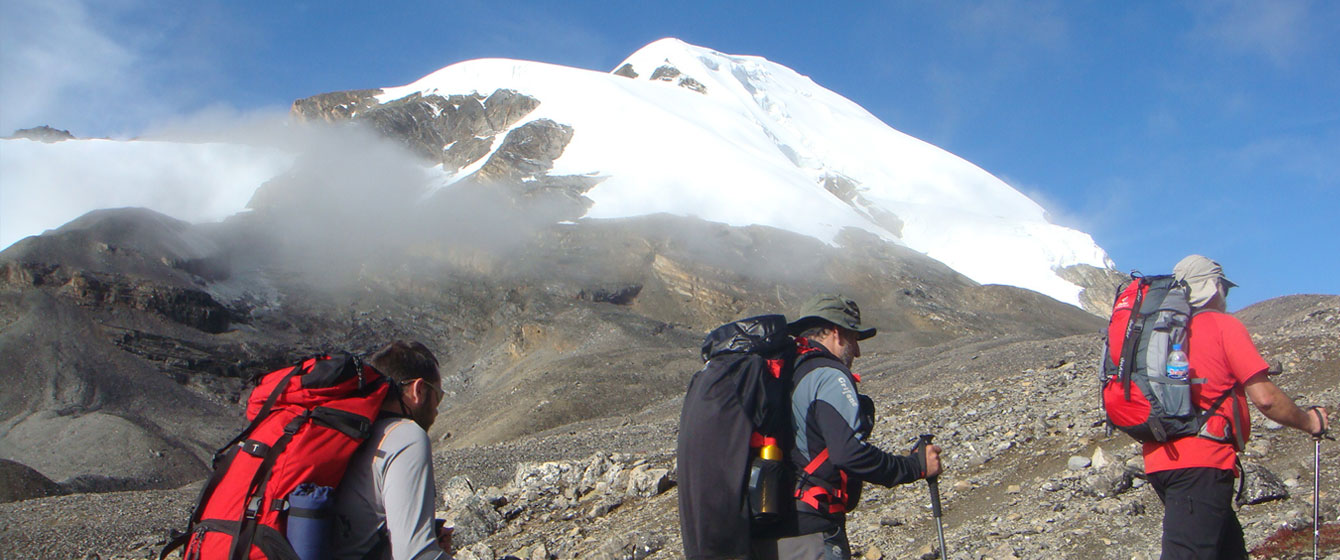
left=5, top=38, right=1125, bottom=312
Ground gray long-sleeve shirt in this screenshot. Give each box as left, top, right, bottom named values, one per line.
left=332, top=416, right=448, bottom=560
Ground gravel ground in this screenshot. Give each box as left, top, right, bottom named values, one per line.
left=3, top=296, right=1335, bottom=560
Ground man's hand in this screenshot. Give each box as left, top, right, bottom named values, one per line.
left=911, top=436, right=945, bottom=479
left=435, top=523, right=453, bottom=556
left=1307, top=406, right=1330, bottom=438
left=924, top=444, right=943, bottom=478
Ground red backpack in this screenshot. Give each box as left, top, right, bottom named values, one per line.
left=1100, top=275, right=1240, bottom=447
left=162, top=353, right=389, bottom=560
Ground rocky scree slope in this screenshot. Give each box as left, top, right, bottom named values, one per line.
left=2, top=293, right=1335, bottom=559
left=0, top=174, right=1101, bottom=499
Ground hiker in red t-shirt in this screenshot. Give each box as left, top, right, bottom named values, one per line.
left=1143, top=255, right=1329, bottom=560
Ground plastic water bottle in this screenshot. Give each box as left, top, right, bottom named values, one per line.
left=1167, top=343, right=1189, bottom=380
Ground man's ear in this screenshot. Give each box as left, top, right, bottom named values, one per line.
left=406, top=378, right=426, bottom=404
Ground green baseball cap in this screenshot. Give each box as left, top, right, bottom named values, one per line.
left=787, top=293, right=877, bottom=340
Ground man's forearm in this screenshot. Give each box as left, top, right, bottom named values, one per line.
left=1244, top=375, right=1316, bottom=433
left=1256, top=395, right=1312, bottom=430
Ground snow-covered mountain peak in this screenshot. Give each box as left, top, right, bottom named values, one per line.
left=363, top=41, right=1119, bottom=306
left=611, top=40, right=1050, bottom=223
left=615, top=37, right=823, bottom=105
left=6, top=39, right=1122, bottom=311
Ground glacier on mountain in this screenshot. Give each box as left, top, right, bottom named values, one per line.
left=376, top=38, right=1115, bottom=305
left=1, top=38, right=1115, bottom=307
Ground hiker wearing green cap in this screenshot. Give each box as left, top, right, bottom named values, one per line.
left=757, top=294, right=943, bottom=560
left=1143, top=255, right=1329, bottom=560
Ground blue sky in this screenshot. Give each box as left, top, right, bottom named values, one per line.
left=2, top=0, right=1336, bottom=308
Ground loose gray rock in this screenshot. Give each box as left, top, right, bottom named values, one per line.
left=445, top=494, right=505, bottom=548
left=1079, top=464, right=1133, bottom=498
left=625, top=465, right=672, bottom=498
left=585, top=531, right=664, bottom=560
left=455, top=542, right=496, bottom=560
left=1067, top=455, right=1092, bottom=470
left=1237, top=462, right=1289, bottom=506
left=443, top=475, right=477, bottom=509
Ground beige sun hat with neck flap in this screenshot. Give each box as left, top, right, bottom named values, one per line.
left=1173, top=254, right=1237, bottom=308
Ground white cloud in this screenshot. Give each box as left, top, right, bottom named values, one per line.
left=1228, top=130, right=1340, bottom=188
left=0, top=0, right=146, bottom=135
left=958, top=0, right=1070, bottom=51
left=1186, top=0, right=1323, bottom=68
left=0, top=137, right=295, bottom=250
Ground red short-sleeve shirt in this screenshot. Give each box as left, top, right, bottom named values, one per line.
left=1143, top=310, right=1268, bottom=474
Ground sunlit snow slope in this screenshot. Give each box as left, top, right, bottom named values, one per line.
left=2, top=39, right=1114, bottom=306
left=377, top=38, right=1114, bottom=305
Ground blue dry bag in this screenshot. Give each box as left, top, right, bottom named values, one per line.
left=286, top=483, right=333, bottom=560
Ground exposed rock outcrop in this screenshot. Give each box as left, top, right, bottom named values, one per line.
left=819, top=173, right=905, bottom=239
left=289, top=88, right=542, bottom=173
left=677, top=76, right=707, bottom=94
left=8, top=125, right=76, bottom=143
left=290, top=89, right=383, bottom=122
left=483, top=89, right=542, bottom=134
left=1056, top=263, right=1129, bottom=316
left=649, top=65, right=681, bottom=82
left=613, top=63, right=639, bottom=79
left=437, top=453, right=675, bottom=555
left=642, top=65, right=707, bottom=94
left=474, top=119, right=574, bottom=183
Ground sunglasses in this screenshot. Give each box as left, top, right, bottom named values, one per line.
left=402, top=378, right=445, bottom=402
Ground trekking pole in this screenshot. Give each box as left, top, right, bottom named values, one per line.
left=1308, top=407, right=1333, bottom=560
left=1316, top=434, right=1323, bottom=560
left=915, top=434, right=947, bottom=559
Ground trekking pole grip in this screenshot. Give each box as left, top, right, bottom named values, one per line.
left=1307, top=406, right=1333, bottom=441
left=915, top=434, right=943, bottom=517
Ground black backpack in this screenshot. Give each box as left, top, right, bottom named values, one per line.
left=677, top=315, right=796, bottom=560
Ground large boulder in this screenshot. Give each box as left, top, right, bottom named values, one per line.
left=1237, top=462, right=1289, bottom=506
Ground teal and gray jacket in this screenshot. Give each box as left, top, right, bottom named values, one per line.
left=788, top=341, right=925, bottom=535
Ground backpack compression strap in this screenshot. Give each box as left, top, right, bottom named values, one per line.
left=794, top=448, right=849, bottom=514
left=229, top=411, right=313, bottom=560
left=1117, top=279, right=1150, bottom=401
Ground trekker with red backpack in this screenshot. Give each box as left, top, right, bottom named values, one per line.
left=163, top=341, right=452, bottom=560
left=331, top=341, right=453, bottom=560
left=1126, top=256, right=1328, bottom=559
left=758, top=294, right=943, bottom=560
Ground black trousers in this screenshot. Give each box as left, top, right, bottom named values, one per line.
left=1148, top=467, right=1247, bottom=560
